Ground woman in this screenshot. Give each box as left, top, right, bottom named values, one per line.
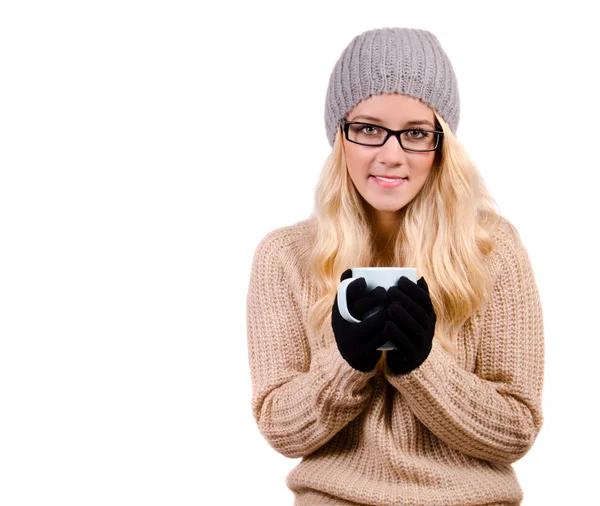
left=246, top=27, right=544, bottom=506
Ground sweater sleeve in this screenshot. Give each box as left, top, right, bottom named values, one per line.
left=246, top=230, right=377, bottom=459
left=385, top=225, right=544, bottom=464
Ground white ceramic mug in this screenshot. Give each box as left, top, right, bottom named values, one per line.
left=337, top=267, right=418, bottom=350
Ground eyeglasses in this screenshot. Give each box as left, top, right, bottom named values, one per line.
left=341, top=120, right=443, bottom=152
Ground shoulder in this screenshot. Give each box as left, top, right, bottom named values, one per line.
left=487, top=215, right=534, bottom=280
left=250, top=218, right=316, bottom=274
left=491, top=215, right=525, bottom=253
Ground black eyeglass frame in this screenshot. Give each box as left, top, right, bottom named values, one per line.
left=341, top=120, right=444, bottom=152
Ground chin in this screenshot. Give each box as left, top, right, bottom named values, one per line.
left=370, top=199, right=410, bottom=213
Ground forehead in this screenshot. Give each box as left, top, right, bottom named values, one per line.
left=348, top=93, right=435, bottom=124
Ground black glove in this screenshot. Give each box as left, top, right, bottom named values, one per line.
left=384, top=276, right=436, bottom=375
left=331, top=269, right=390, bottom=372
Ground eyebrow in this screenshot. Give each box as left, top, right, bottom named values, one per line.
left=349, top=115, right=435, bottom=129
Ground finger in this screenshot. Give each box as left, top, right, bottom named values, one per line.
left=417, top=276, right=429, bottom=293
left=386, top=287, right=428, bottom=327
left=383, top=320, right=418, bottom=357
left=351, top=305, right=388, bottom=340
left=371, top=320, right=395, bottom=349
left=346, top=277, right=366, bottom=302
left=361, top=286, right=388, bottom=307
left=387, top=285, right=404, bottom=303
left=386, top=348, right=409, bottom=367
left=388, top=302, right=423, bottom=340
left=397, top=277, right=433, bottom=312
left=369, top=286, right=388, bottom=304
left=351, top=286, right=387, bottom=315
left=351, top=298, right=383, bottom=319
left=350, top=299, right=380, bottom=319
left=340, top=268, right=353, bottom=282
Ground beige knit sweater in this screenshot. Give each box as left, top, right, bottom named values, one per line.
left=246, top=217, right=544, bottom=506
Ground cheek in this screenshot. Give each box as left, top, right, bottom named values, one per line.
left=344, top=146, right=372, bottom=178
left=412, top=154, right=436, bottom=178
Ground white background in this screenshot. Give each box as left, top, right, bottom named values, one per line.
left=1, top=1, right=599, bottom=505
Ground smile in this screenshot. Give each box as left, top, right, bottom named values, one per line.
left=370, top=176, right=407, bottom=188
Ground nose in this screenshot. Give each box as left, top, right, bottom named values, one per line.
left=376, top=133, right=408, bottom=166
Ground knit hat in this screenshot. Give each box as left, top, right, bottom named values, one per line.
left=324, top=27, right=460, bottom=145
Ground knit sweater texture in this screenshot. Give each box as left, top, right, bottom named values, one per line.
left=246, top=216, right=544, bottom=506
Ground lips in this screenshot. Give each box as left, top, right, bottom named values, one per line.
left=372, top=175, right=407, bottom=182
left=370, top=175, right=407, bottom=188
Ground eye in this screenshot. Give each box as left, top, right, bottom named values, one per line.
left=406, top=129, right=428, bottom=139
left=346, top=123, right=387, bottom=145
left=360, top=125, right=380, bottom=136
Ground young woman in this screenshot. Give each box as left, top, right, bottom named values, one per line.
left=246, top=27, right=544, bottom=506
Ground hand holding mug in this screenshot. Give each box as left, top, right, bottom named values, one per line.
left=384, top=276, right=436, bottom=374
left=336, top=267, right=418, bottom=350
left=331, top=269, right=390, bottom=372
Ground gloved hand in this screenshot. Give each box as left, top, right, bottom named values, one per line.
left=384, top=276, right=436, bottom=375
left=331, top=269, right=390, bottom=372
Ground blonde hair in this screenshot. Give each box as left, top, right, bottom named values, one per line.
left=307, top=113, right=502, bottom=355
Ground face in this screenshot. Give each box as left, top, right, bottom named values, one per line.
left=342, top=93, right=438, bottom=228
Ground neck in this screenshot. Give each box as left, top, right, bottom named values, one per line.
left=371, top=209, right=399, bottom=242
left=369, top=210, right=400, bottom=265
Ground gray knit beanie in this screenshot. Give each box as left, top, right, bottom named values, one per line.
left=324, top=27, right=460, bottom=146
